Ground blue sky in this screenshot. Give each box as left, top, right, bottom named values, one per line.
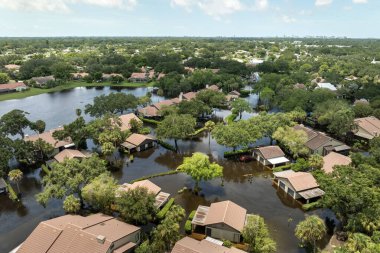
left=0, top=0, right=378, bottom=38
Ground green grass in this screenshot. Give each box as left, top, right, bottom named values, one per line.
left=0, top=81, right=154, bottom=101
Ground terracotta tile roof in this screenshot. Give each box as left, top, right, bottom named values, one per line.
left=0, top=82, right=27, bottom=90
left=118, top=113, right=141, bottom=131
left=102, top=73, right=123, bottom=79
left=354, top=116, right=380, bottom=139
left=204, top=201, right=247, bottom=232
left=54, top=149, right=87, bottom=163
left=113, top=242, right=136, bottom=253
left=293, top=124, right=318, bottom=141
left=4, top=64, right=20, bottom=70
left=148, top=70, right=155, bottom=79
left=293, top=124, right=338, bottom=151
left=229, top=90, right=241, bottom=96
left=71, top=72, right=89, bottom=78
left=207, top=85, right=220, bottom=91
left=255, top=146, right=286, bottom=160
left=322, top=152, right=351, bottom=173
left=123, top=133, right=156, bottom=147
left=138, top=106, right=160, bottom=117
left=130, top=72, right=147, bottom=79
left=274, top=170, right=319, bottom=192
left=24, top=128, right=73, bottom=149
left=153, top=99, right=175, bottom=110
left=182, top=92, right=197, bottom=100
left=157, top=73, right=166, bottom=80
left=171, top=237, right=245, bottom=253
left=31, top=76, right=55, bottom=85
left=119, top=180, right=161, bottom=195
left=17, top=213, right=139, bottom=253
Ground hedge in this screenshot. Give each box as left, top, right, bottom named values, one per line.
left=139, top=117, right=161, bottom=125
left=6, top=182, right=19, bottom=202
left=239, top=90, right=250, bottom=97
left=41, top=164, right=50, bottom=174
left=158, top=139, right=176, bottom=151
left=224, top=148, right=251, bottom=158
left=130, top=170, right=180, bottom=183
left=225, top=113, right=238, bottom=124
left=156, top=198, right=174, bottom=220
left=302, top=200, right=322, bottom=211
left=185, top=220, right=192, bottom=234
left=188, top=210, right=196, bottom=220
left=272, top=164, right=292, bottom=172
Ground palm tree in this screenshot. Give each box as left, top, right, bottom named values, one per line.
left=8, top=169, right=23, bottom=194
left=295, top=215, right=327, bottom=253
left=204, top=120, right=215, bottom=147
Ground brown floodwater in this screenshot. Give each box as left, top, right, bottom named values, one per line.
left=0, top=87, right=336, bottom=253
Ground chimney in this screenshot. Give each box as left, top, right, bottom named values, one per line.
left=179, top=92, right=183, bottom=102
left=97, top=235, right=106, bottom=244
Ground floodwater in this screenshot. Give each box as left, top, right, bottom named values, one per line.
left=0, top=87, right=335, bottom=253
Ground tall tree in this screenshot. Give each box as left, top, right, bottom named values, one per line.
left=156, top=114, right=196, bottom=151
left=115, top=186, right=157, bottom=225
left=0, top=109, right=32, bottom=138
left=242, top=214, right=277, bottom=253
left=8, top=169, right=23, bottom=194
left=63, top=194, right=81, bottom=214
left=295, top=215, right=327, bottom=253
left=36, top=155, right=107, bottom=207
left=204, top=120, right=215, bottom=147
left=53, top=116, right=88, bottom=148
left=0, top=134, right=13, bottom=177
left=231, top=98, right=252, bottom=119
left=85, top=93, right=139, bottom=117
left=177, top=152, right=223, bottom=191
left=273, top=126, right=309, bottom=158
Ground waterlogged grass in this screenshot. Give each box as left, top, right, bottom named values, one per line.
left=0, top=81, right=154, bottom=101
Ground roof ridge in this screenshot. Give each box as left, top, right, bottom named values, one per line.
left=222, top=201, right=230, bottom=223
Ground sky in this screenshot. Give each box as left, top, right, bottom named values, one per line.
left=0, top=0, right=378, bottom=38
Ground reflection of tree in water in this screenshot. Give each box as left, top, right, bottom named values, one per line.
left=273, top=184, right=302, bottom=209
left=174, top=189, right=226, bottom=214
left=154, top=151, right=184, bottom=170
left=220, top=160, right=272, bottom=184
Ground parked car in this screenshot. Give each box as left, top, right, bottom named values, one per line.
left=239, top=155, right=253, bottom=162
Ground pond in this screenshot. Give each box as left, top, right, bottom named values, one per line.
left=0, top=87, right=334, bottom=253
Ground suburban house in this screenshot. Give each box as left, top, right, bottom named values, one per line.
left=4, top=64, right=21, bottom=71
left=138, top=99, right=179, bottom=118
left=121, top=134, right=157, bottom=153
left=226, top=90, right=241, bottom=102
left=71, top=72, right=89, bottom=79
left=53, top=149, right=88, bottom=163
left=354, top=116, right=380, bottom=140
left=118, top=113, right=142, bottom=131
left=14, top=213, right=141, bottom=253
left=322, top=152, right=351, bottom=174
left=157, top=73, right=166, bottom=80
left=293, top=83, right=306, bottom=89
left=171, top=237, right=245, bottom=253
left=117, top=180, right=170, bottom=208
left=206, top=84, right=220, bottom=92
left=180, top=91, right=198, bottom=101
left=102, top=73, right=123, bottom=80
left=0, top=178, right=7, bottom=194
left=25, top=128, right=74, bottom=155
left=293, top=124, right=350, bottom=156
left=191, top=200, right=247, bottom=243
left=30, top=76, right=55, bottom=86
left=315, top=82, right=337, bottom=91
left=129, top=72, right=148, bottom=82
left=0, top=82, right=28, bottom=93
left=273, top=170, right=325, bottom=203
left=252, top=146, right=289, bottom=168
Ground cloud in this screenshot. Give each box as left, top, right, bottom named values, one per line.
left=352, top=0, right=367, bottom=3
left=282, top=15, right=296, bottom=23
left=315, top=0, right=333, bottom=6
left=171, top=0, right=267, bottom=19
left=0, top=0, right=138, bottom=12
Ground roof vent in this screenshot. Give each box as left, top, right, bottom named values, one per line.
left=97, top=235, right=106, bottom=244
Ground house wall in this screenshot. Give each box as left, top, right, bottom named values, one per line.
left=206, top=223, right=241, bottom=243
left=252, top=151, right=269, bottom=166
left=275, top=178, right=301, bottom=199
left=109, top=230, right=140, bottom=253
left=312, top=139, right=343, bottom=155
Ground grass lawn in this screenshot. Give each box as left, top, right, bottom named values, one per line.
left=0, top=81, right=155, bottom=102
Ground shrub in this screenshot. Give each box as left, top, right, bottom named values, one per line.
left=272, top=164, right=292, bottom=172
left=302, top=200, right=322, bottom=211
left=225, top=113, right=238, bottom=124
left=41, top=164, right=50, bottom=174
left=185, top=220, right=192, bottom=234
left=188, top=210, right=196, bottom=220
left=158, top=140, right=176, bottom=151
left=239, top=90, right=250, bottom=97
left=6, top=182, right=18, bottom=202
left=156, top=198, right=174, bottom=220
left=222, top=240, right=232, bottom=248
left=224, top=148, right=251, bottom=158
left=139, top=117, right=161, bottom=125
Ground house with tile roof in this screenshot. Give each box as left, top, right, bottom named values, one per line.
left=293, top=124, right=350, bottom=156
left=121, top=134, right=157, bottom=153
left=0, top=82, right=28, bottom=93
left=171, top=237, right=245, bottom=253
left=118, top=113, right=142, bottom=132
left=53, top=149, right=88, bottom=163
left=30, top=76, right=55, bottom=86
left=14, top=213, right=140, bottom=253
left=322, top=152, right=351, bottom=174
left=273, top=170, right=325, bottom=203
left=253, top=145, right=289, bottom=168
left=354, top=116, right=380, bottom=140
left=117, top=180, right=170, bottom=208
left=191, top=200, right=247, bottom=243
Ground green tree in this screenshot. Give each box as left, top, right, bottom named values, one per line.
left=260, top=87, right=275, bottom=110
left=196, top=89, right=226, bottom=108
left=156, top=114, right=196, bottom=151
left=51, top=62, right=74, bottom=80
left=82, top=173, right=117, bottom=213
left=204, top=120, right=215, bottom=146
left=8, top=169, right=23, bottom=194
left=33, top=138, right=55, bottom=160
left=295, top=215, right=327, bottom=253
left=177, top=152, right=223, bottom=191
left=231, top=98, right=252, bottom=119
left=353, top=103, right=373, bottom=118
left=212, top=121, right=254, bottom=151
left=129, top=118, right=143, bottom=133
left=85, top=93, right=139, bottom=117
left=308, top=154, right=324, bottom=170
left=0, top=134, right=13, bottom=177
left=63, top=194, right=81, bottom=214
left=30, top=120, right=46, bottom=134
left=115, top=186, right=157, bottom=225
left=273, top=126, right=309, bottom=158
left=36, top=155, right=107, bottom=206
left=0, top=72, right=10, bottom=83
left=98, top=128, right=125, bottom=156
left=53, top=116, right=88, bottom=148
left=242, top=214, right=276, bottom=253
left=0, top=109, right=32, bottom=138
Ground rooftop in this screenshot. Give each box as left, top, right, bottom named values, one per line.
left=273, top=170, right=320, bottom=192
left=255, top=145, right=286, bottom=160
left=322, top=152, right=351, bottom=173
left=171, top=237, right=245, bottom=253
left=54, top=149, right=87, bottom=163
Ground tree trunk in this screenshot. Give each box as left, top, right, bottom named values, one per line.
left=16, top=182, right=20, bottom=194
left=174, top=139, right=178, bottom=152
left=208, top=132, right=211, bottom=147
left=239, top=112, right=242, bottom=119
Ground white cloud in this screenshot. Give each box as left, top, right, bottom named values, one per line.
left=315, top=0, right=333, bottom=6
left=171, top=0, right=267, bottom=19
left=352, top=0, right=367, bottom=4
left=282, top=15, right=296, bottom=23
left=0, top=0, right=138, bottom=12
